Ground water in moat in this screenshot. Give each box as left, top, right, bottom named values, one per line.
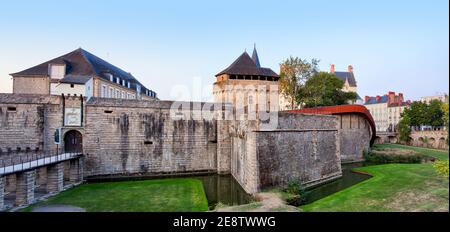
left=194, top=175, right=253, bottom=210
left=303, top=162, right=372, bottom=205
left=195, top=162, right=372, bottom=209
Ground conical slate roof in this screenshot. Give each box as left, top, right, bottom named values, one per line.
left=252, top=45, right=261, bottom=68
left=216, top=52, right=279, bottom=77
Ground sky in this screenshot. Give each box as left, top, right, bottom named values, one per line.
left=0, top=0, right=448, bottom=101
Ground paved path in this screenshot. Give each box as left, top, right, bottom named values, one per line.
left=31, top=205, right=86, bottom=212
left=216, top=193, right=299, bottom=212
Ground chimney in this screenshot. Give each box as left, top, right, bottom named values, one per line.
left=376, top=95, right=381, bottom=102
left=388, top=91, right=395, bottom=106
left=330, top=64, right=335, bottom=74
left=348, top=65, right=353, bottom=73
left=398, top=93, right=404, bottom=104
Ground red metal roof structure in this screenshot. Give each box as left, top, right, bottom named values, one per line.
left=286, top=105, right=376, bottom=146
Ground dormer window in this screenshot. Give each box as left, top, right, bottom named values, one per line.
left=105, top=73, right=113, bottom=82
left=127, top=82, right=131, bottom=88
left=136, top=84, right=141, bottom=94
left=116, top=77, right=120, bottom=84
left=122, top=79, right=126, bottom=86
left=49, top=64, right=65, bottom=79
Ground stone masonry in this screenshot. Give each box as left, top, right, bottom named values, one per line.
left=0, top=176, right=4, bottom=210
left=0, top=93, right=372, bottom=196
left=15, top=170, right=35, bottom=206
left=47, top=163, right=64, bottom=193
left=69, top=159, right=83, bottom=183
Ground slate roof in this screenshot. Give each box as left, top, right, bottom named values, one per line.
left=364, top=95, right=389, bottom=105
left=334, top=71, right=357, bottom=87
left=10, top=48, right=155, bottom=95
left=60, top=75, right=92, bottom=84
left=216, top=52, right=279, bottom=78
left=252, top=46, right=261, bottom=68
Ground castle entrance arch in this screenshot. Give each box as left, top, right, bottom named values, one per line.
left=64, top=130, right=83, bottom=153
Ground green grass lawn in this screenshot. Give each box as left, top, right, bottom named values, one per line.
left=301, top=144, right=449, bottom=212
left=23, top=178, right=209, bottom=212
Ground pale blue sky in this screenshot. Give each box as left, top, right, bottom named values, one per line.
left=0, top=0, right=448, bottom=101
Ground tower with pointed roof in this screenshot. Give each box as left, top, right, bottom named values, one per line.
left=213, top=47, right=280, bottom=113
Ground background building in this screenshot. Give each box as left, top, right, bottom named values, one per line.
left=419, top=94, right=448, bottom=104
left=364, top=91, right=410, bottom=132
left=10, top=48, right=157, bottom=101
left=330, top=64, right=363, bottom=105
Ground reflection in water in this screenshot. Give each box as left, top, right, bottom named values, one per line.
left=195, top=175, right=253, bottom=209
left=304, top=162, right=372, bottom=204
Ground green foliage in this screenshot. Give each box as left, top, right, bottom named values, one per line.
left=285, top=178, right=308, bottom=206
left=300, top=72, right=357, bottom=108
left=402, top=100, right=445, bottom=128
left=442, top=96, right=449, bottom=145
left=279, top=57, right=320, bottom=109
left=433, top=160, right=449, bottom=178
left=365, top=151, right=427, bottom=164
left=398, top=114, right=412, bottom=143
left=297, top=72, right=357, bottom=108
left=428, top=99, right=444, bottom=127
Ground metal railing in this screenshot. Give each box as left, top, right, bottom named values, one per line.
left=0, top=152, right=82, bottom=175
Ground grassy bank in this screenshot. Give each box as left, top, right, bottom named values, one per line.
left=23, top=178, right=209, bottom=212
left=301, top=144, right=449, bottom=212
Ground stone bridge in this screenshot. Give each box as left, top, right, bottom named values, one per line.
left=374, top=130, right=448, bottom=150
left=375, top=132, right=399, bottom=144
left=408, top=130, right=448, bottom=150
left=0, top=152, right=83, bottom=211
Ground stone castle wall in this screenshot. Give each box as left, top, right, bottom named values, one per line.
left=1, top=94, right=348, bottom=195
left=0, top=94, right=60, bottom=155
left=337, top=114, right=372, bottom=162
left=256, top=113, right=342, bottom=191
left=83, top=99, right=219, bottom=176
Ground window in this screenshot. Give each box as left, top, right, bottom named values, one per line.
left=105, top=73, right=113, bottom=82
left=70, top=84, right=75, bottom=88
left=116, top=89, right=120, bottom=98
left=101, top=85, right=107, bottom=98
left=116, top=77, right=120, bottom=84
left=122, top=91, right=125, bottom=99
left=127, top=93, right=131, bottom=99
left=49, top=64, right=65, bottom=79
left=122, top=79, right=126, bottom=86
left=127, top=82, right=131, bottom=88
left=109, top=87, right=114, bottom=98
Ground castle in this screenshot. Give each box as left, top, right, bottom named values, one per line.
left=0, top=48, right=374, bottom=210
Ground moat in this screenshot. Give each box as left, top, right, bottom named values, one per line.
left=84, top=162, right=371, bottom=210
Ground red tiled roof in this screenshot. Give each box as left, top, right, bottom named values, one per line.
left=285, top=105, right=376, bottom=146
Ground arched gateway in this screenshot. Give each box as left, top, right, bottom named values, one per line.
left=64, top=130, right=83, bottom=153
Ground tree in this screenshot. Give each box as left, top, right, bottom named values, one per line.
left=301, top=72, right=357, bottom=108
left=442, top=95, right=449, bottom=145
left=279, top=57, right=319, bottom=109
left=404, top=101, right=428, bottom=128
left=398, top=113, right=412, bottom=143
left=428, top=99, right=444, bottom=127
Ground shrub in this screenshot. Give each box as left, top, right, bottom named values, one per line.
left=365, top=148, right=434, bottom=164
left=433, top=160, right=449, bottom=178
left=285, top=179, right=308, bottom=206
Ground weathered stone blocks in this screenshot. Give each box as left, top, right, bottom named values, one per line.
left=69, top=159, right=83, bottom=183
left=47, top=163, right=64, bottom=193
left=15, top=170, right=35, bottom=206
left=0, top=176, right=4, bottom=211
